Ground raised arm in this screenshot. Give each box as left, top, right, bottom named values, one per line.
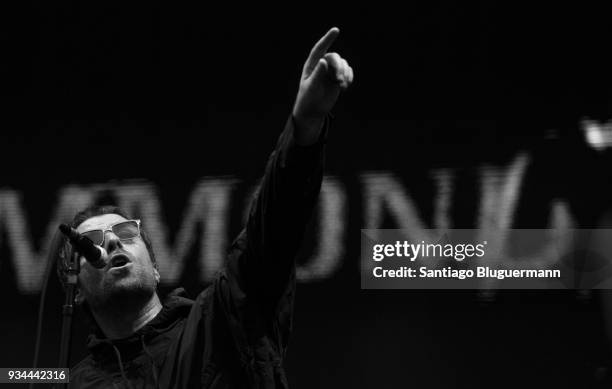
left=226, top=27, right=353, bottom=307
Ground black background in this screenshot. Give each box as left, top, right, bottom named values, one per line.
left=1, top=2, right=612, bottom=388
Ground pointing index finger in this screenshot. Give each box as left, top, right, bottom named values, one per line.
left=305, top=27, right=340, bottom=72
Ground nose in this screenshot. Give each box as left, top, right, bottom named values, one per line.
left=103, top=230, right=123, bottom=252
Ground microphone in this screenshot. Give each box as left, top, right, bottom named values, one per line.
left=58, top=224, right=108, bottom=269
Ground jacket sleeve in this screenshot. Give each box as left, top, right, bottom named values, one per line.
left=229, top=114, right=327, bottom=310
left=195, top=116, right=326, bottom=386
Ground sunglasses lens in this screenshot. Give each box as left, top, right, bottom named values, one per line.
left=113, top=221, right=139, bottom=240
left=82, top=230, right=104, bottom=246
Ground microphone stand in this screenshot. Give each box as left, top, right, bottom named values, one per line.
left=56, top=251, right=80, bottom=389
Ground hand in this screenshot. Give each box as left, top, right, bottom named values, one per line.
left=292, top=27, right=354, bottom=145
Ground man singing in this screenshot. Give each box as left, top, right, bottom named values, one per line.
left=58, top=27, right=353, bottom=388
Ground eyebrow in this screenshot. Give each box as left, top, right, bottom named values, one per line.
left=79, top=220, right=127, bottom=232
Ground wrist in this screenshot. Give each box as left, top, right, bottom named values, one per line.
left=292, top=113, right=325, bottom=146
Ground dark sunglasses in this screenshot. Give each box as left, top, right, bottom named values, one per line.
left=81, top=219, right=141, bottom=246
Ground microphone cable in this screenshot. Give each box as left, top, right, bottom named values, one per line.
left=29, top=228, right=67, bottom=389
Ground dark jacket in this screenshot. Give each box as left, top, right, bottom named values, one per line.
left=69, top=116, right=327, bottom=388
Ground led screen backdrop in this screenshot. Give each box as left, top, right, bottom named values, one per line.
left=1, top=3, right=611, bottom=388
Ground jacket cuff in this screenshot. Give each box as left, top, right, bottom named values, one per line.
left=278, top=114, right=330, bottom=173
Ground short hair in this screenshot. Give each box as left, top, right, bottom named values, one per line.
left=56, top=205, right=157, bottom=291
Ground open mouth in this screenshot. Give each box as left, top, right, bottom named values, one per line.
left=109, top=254, right=131, bottom=269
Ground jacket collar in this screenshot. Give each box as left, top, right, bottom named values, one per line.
left=86, top=288, right=193, bottom=363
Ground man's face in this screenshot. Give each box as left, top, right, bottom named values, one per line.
left=74, top=213, right=159, bottom=308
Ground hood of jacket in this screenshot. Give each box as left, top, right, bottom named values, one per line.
left=86, top=288, right=193, bottom=366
